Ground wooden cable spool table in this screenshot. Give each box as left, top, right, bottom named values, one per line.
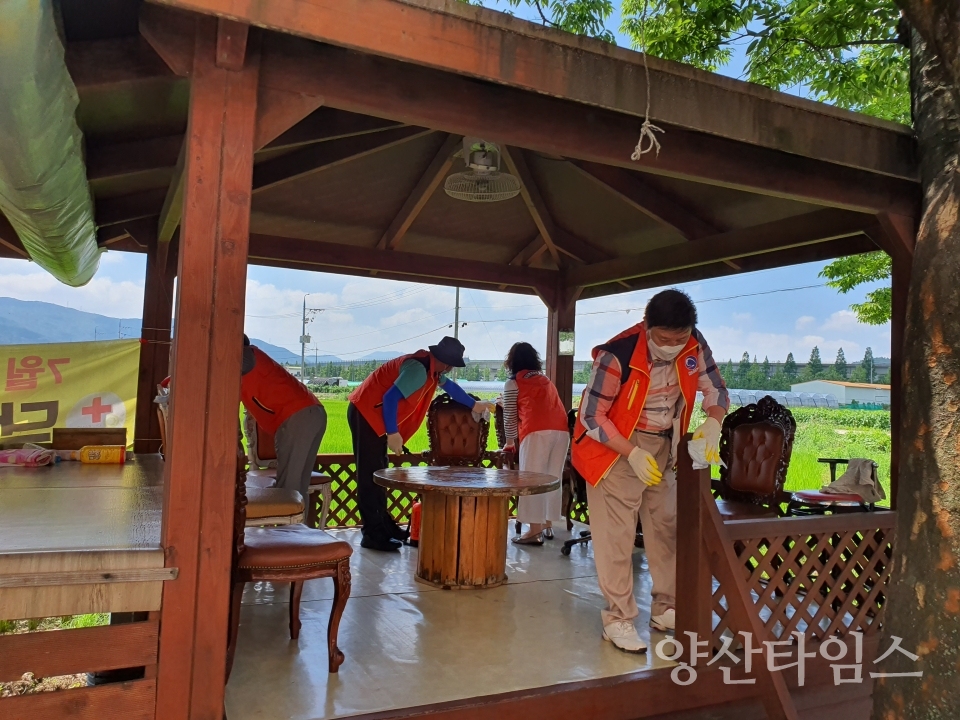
left=374, top=466, right=559, bottom=589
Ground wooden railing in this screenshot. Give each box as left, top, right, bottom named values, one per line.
left=675, top=438, right=896, bottom=720
left=312, top=451, right=514, bottom=528
left=0, top=613, right=158, bottom=719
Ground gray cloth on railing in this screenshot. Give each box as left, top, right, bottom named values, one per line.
left=821, top=458, right=885, bottom=503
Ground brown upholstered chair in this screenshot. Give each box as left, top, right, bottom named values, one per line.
left=243, top=408, right=334, bottom=527
left=716, top=395, right=796, bottom=521
left=227, top=443, right=352, bottom=679
left=425, top=392, right=490, bottom=466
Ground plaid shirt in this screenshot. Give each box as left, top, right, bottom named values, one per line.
left=581, top=329, right=729, bottom=443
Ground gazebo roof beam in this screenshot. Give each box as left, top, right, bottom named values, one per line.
left=254, top=256, right=540, bottom=298
left=378, top=133, right=462, bottom=251
left=262, top=40, right=917, bottom=216
left=570, top=208, right=877, bottom=287
left=252, top=126, right=432, bottom=193
left=248, top=234, right=558, bottom=295
left=98, top=188, right=170, bottom=228
left=578, top=233, right=879, bottom=300
left=155, top=0, right=913, bottom=180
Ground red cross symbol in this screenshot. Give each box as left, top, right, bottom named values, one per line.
left=82, top=397, right=112, bottom=424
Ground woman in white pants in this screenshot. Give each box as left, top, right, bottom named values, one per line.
left=501, top=342, right=570, bottom=545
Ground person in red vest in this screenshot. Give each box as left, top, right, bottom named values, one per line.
left=572, top=290, right=728, bottom=654
left=500, top=342, right=569, bottom=545
left=348, top=336, right=493, bottom=552
left=241, top=335, right=326, bottom=500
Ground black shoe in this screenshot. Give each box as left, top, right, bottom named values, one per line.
left=360, top=535, right=402, bottom=552
left=405, top=539, right=419, bottom=548
left=386, top=523, right=411, bottom=543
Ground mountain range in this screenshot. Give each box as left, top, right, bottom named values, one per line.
left=0, top=297, right=401, bottom=365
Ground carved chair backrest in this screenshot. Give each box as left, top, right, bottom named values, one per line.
left=494, top=404, right=506, bottom=449
left=234, top=428, right=249, bottom=567
left=426, top=392, right=489, bottom=466
left=718, top=395, right=796, bottom=506
left=243, top=409, right=278, bottom=469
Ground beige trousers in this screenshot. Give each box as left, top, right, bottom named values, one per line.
left=585, top=429, right=676, bottom=624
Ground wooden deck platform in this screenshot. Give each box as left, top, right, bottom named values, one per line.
left=226, top=525, right=875, bottom=720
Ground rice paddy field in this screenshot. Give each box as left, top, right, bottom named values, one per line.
left=315, top=396, right=892, bottom=497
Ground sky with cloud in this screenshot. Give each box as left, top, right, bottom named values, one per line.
left=0, top=253, right=890, bottom=365
left=0, top=1, right=890, bottom=366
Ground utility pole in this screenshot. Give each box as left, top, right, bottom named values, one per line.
left=300, top=294, right=323, bottom=381
left=452, top=287, right=460, bottom=379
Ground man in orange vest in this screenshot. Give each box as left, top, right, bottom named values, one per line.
left=349, top=336, right=493, bottom=552
left=241, top=335, right=326, bottom=500
left=572, top=290, right=729, bottom=653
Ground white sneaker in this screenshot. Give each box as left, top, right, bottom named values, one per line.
left=602, top=620, right=647, bottom=654
left=650, top=608, right=675, bottom=632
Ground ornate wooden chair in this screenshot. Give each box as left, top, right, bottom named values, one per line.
left=425, top=392, right=490, bottom=466
left=243, top=408, right=334, bottom=528
left=227, top=441, right=352, bottom=679
left=715, top=395, right=796, bottom=520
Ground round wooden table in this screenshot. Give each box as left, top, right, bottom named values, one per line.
left=374, top=466, right=559, bottom=589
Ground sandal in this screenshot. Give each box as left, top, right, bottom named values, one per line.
left=512, top=532, right=544, bottom=546
left=543, top=527, right=554, bottom=540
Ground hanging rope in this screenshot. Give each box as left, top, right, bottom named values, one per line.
left=631, top=0, right=665, bottom=160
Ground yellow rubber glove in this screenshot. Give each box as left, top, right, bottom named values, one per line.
left=387, top=432, right=404, bottom=454
left=692, top=417, right=722, bottom=465
left=628, top=447, right=663, bottom=486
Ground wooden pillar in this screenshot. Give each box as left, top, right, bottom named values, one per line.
left=545, top=288, right=578, bottom=411
left=134, top=234, right=176, bottom=454
left=156, top=17, right=258, bottom=720
left=675, top=437, right=713, bottom=660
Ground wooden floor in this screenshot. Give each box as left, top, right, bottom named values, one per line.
left=0, top=454, right=165, bottom=620
left=226, top=526, right=874, bottom=720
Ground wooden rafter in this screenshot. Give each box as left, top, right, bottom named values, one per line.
left=0, top=213, right=28, bottom=259
left=572, top=208, right=875, bottom=287
left=247, top=234, right=557, bottom=295
left=252, top=126, right=432, bottom=193
left=572, top=161, right=721, bottom=240
left=501, top=146, right=561, bottom=265
left=253, top=86, right=325, bottom=151
left=573, top=211, right=877, bottom=288
left=377, top=133, right=462, bottom=251
left=138, top=4, right=194, bottom=78
left=570, top=160, right=742, bottom=270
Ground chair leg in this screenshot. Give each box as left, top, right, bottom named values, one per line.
left=289, top=581, right=304, bottom=640
left=327, top=559, right=351, bottom=673
left=320, top=484, right=332, bottom=529
left=226, top=581, right=245, bottom=683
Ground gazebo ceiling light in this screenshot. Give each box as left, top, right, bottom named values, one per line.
left=443, top=138, right=521, bottom=202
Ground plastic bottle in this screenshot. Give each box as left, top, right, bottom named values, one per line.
left=60, top=446, right=127, bottom=464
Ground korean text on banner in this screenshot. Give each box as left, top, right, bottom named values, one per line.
left=0, top=339, right=140, bottom=448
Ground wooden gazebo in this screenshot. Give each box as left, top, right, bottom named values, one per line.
left=0, top=1, right=916, bottom=719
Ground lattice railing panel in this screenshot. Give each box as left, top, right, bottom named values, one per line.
left=709, top=522, right=895, bottom=652
left=314, top=451, right=511, bottom=528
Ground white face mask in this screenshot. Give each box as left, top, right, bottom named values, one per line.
left=648, top=338, right=686, bottom=361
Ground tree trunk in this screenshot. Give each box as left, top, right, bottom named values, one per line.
left=873, top=27, right=960, bottom=720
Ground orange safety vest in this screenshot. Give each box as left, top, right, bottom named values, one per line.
left=349, top=350, right=442, bottom=440
left=514, top=371, right=568, bottom=446
left=571, top=323, right=700, bottom=486
left=241, top=347, right=319, bottom=435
